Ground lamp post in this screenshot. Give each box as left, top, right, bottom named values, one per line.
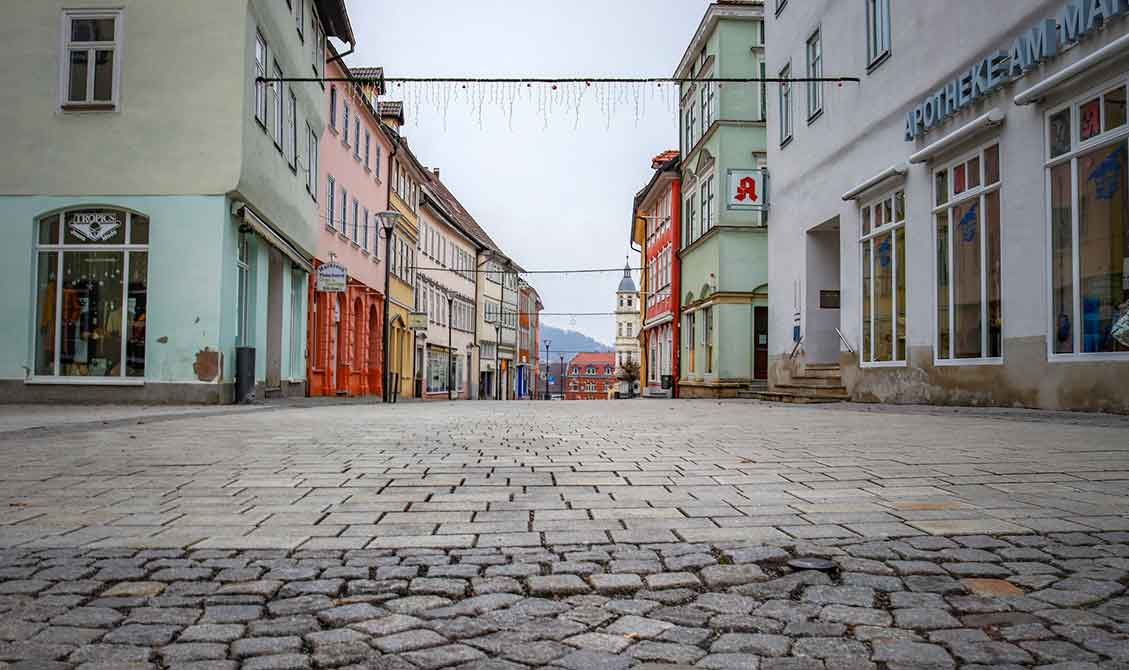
left=494, top=321, right=502, bottom=400
left=543, top=339, right=550, bottom=400
left=446, top=293, right=454, bottom=401
left=559, top=354, right=565, bottom=401
left=374, top=210, right=403, bottom=403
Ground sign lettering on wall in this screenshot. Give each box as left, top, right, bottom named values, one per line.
left=315, top=262, right=348, bottom=292
left=408, top=312, right=428, bottom=331
left=905, top=0, right=1129, bottom=141
left=726, top=169, right=768, bottom=211
left=68, top=212, right=122, bottom=242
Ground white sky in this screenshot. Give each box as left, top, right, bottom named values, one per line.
left=344, top=0, right=711, bottom=346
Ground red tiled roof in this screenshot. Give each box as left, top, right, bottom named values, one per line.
left=568, top=352, right=616, bottom=367
left=651, top=150, right=679, bottom=169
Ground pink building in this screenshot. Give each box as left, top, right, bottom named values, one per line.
left=308, top=55, right=393, bottom=398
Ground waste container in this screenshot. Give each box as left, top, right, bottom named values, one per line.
left=235, top=346, right=256, bottom=404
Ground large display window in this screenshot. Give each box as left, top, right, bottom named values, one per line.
left=860, top=188, right=907, bottom=365
left=1046, top=78, right=1129, bottom=358
left=34, top=208, right=148, bottom=380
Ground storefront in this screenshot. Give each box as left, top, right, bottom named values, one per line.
left=1, top=196, right=308, bottom=403
left=307, top=260, right=383, bottom=398
left=767, top=0, right=1129, bottom=412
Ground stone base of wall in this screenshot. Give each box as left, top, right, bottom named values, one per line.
left=0, top=380, right=234, bottom=405
left=678, top=380, right=747, bottom=399
left=772, top=335, right=1129, bottom=414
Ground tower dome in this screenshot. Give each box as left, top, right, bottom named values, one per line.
left=617, top=260, right=636, bottom=293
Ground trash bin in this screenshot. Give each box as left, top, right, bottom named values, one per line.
left=235, top=346, right=256, bottom=404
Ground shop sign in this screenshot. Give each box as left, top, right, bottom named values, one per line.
left=905, top=0, right=1129, bottom=141
left=315, top=262, right=347, bottom=292
left=408, top=312, right=428, bottom=331
left=727, top=169, right=768, bottom=211
left=69, top=211, right=122, bottom=242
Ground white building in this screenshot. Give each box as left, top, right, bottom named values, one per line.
left=415, top=170, right=482, bottom=400
left=614, top=262, right=641, bottom=396
left=767, top=0, right=1129, bottom=411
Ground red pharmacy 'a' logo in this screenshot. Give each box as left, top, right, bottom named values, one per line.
left=736, top=176, right=758, bottom=202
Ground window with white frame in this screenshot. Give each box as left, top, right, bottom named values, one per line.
left=683, top=191, right=696, bottom=248
left=254, top=32, right=268, bottom=125
left=1046, top=78, right=1129, bottom=357
left=866, top=0, right=891, bottom=67
left=351, top=198, right=359, bottom=242
left=860, top=188, right=907, bottom=365
left=61, top=10, right=122, bottom=109
left=364, top=130, right=371, bottom=170
left=295, top=0, right=305, bottom=41
left=326, top=175, right=335, bottom=230
left=353, top=116, right=360, bottom=159
left=329, top=86, right=338, bottom=131
left=683, top=93, right=697, bottom=151
left=779, top=63, right=793, bottom=145
left=759, top=61, right=768, bottom=122
left=806, top=29, right=822, bottom=120
left=272, top=61, right=284, bottom=150
left=307, top=124, right=318, bottom=200
left=375, top=145, right=382, bottom=180
left=362, top=208, right=370, bottom=251
left=340, top=186, right=348, bottom=234
left=287, top=89, right=297, bottom=170
left=700, top=174, right=715, bottom=234
left=343, top=104, right=350, bottom=145
left=934, top=144, right=1003, bottom=362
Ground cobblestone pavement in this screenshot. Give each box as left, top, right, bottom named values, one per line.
left=0, top=399, right=1128, bottom=668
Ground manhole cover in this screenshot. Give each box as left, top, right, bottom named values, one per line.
left=788, top=557, right=838, bottom=572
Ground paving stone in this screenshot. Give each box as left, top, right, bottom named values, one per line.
left=871, top=640, right=955, bottom=668
left=231, top=637, right=304, bottom=659
left=588, top=573, right=642, bottom=594
left=241, top=654, right=311, bottom=670
left=159, top=643, right=228, bottom=663
left=710, top=633, right=791, bottom=656
left=800, top=585, right=874, bottom=607
left=400, top=643, right=486, bottom=669
left=604, top=615, right=673, bottom=639
left=553, top=648, right=633, bottom=670
left=628, top=640, right=706, bottom=664
left=502, top=640, right=572, bottom=665
left=950, top=641, right=1035, bottom=665
left=699, top=564, right=767, bottom=588
left=527, top=575, right=589, bottom=596
left=178, top=624, right=245, bottom=643
left=643, top=572, right=700, bottom=590
left=316, top=603, right=385, bottom=626
left=892, top=607, right=963, bottom=629
left=372, top=629, right=449, bottom=653
left=102, top=623, right=181, bottom=645
left=791, top=636, right=869, bottom=659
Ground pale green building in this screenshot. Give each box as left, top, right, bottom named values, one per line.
left=0, top=0, right=353, bottom=402
left=675, top=1, right=770, bottom=397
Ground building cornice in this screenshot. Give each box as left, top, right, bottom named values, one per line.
left=674, top=2, right=764, bottom=78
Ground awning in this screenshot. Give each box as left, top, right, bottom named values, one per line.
left=908, top=109, right=1005, bottom=164
left=1015, top=32, right=1129, bottom=105
left=644, top=313, right=675, bottom=329
left=238, top=206, right=313, bottom=273
left=841, top=163, right=909, bottom=201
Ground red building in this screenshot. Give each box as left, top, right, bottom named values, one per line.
left=632, top=151, right=681, bottom=398
left=564, top=352, right=617, bottom=400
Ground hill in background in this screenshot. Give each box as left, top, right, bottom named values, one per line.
left=540, top=324, right=612, bottom=362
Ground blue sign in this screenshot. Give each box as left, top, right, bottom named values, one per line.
left=547, top=376, right=556, bottom=383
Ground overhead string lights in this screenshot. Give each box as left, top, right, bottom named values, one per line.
left=264, top=75, right=859, bottom=131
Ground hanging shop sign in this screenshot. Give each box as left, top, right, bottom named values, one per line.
left=68, top=211, right=122, bottom=242
left=727, top=168, right=768, bottom=211
left=315, top=262, right=348, bottom=292
left=905, top=0, right=1129, bottom=141
left=408, top=312, right=429, bottom=331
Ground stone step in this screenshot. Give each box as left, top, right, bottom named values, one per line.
left=788, top=376, right=844, bottom=388
left=775, top=383, right=850, bottom=399
left=751, top=390, right=847, bottom=404
left=799, top=364, right=843, bottom=379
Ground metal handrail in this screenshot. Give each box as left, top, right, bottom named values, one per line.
left=789, top=336, right=803, bottom=359
left=835, top=327, right=855, bottom=354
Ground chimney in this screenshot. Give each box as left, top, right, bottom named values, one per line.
left=432, top=168, right=440, bottom=178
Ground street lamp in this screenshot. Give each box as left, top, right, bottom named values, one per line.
left=543, top=339, right=551, bottom=401
left=446, top=293, right=454, bottom=401
left=374, top=210, right=404, bottom=403
left=494, top=321, right=502, bottom=400
left=559, top=353, right=565, bottom=401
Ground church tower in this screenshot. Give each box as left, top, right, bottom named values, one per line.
left=614, top=260, right=641, bottom=396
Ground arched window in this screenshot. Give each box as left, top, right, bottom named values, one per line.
left=33, top=208, right=149, bottom=378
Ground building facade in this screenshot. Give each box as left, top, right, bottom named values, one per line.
left=564, top=352, right=617, bottom=400
left=310, top=56, right=390, bottom=399
left=416, top=171, right=481, bottom=400
left=614, top=263, right=641, bottom=396
left=676, top=1, right=771, bottom=398
left=381, top=114, right=425, bottom=401
left=0, top=0, right=351, bottom=403
left=518, top=280, right=544, bottom=399
left=633, top=151, right=682, bottom=398
left=767, top=0, right=1129, bottom=411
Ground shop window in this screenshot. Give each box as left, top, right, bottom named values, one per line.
left=34, top=209, right=148, bottom=379
left=62, top=10, right=122, bottom=110
left=290, top=270, right=304, bottom=378
left=934, top=144, right=1003, bottom=363
left=860, top=189, right=907, bottom=365
left=428, top=349, right=450, bottom=393
left=1046, top=78, right=1129, bottom=357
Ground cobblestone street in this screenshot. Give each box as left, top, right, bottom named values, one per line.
left=1, top=400, right=1129, bottom=669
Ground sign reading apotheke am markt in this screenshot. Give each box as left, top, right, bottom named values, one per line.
left=315, top=262, right=347, bottom=292
left=904, top=0, right=1129, bottom=141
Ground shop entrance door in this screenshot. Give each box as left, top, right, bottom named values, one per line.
left=805, top=217, right=842, bottom=363
left=266, top=249, right=284, bottom=389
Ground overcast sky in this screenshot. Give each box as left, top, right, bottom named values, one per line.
left=344, top=0, right=711, bottom=347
